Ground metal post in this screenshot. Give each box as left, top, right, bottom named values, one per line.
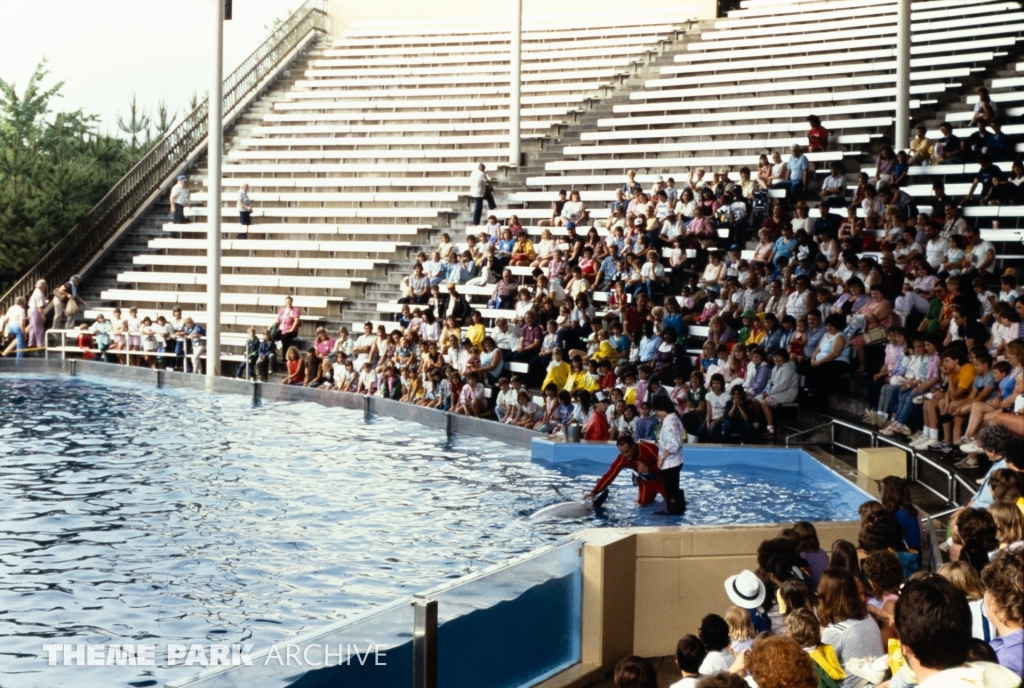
left=207, top=0, right=224, bottom=380
left=509, top=0, right=522, bottom=167
left=412, top=598, right=438, bottom=688
left=895, top=0, right=911, bottom=150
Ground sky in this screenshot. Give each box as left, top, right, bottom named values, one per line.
left=0, top=0, right=306, bottom=138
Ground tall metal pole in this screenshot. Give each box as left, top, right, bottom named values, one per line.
left=509, top=0, right=522, bottom=167
left=895, top=0, right=911, bottom=152
left=207, top=0, right=224, bottom=379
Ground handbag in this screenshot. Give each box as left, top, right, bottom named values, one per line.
left=863, top=326, right=887, bottom=345
left=63, top=298, right=79, bottom=317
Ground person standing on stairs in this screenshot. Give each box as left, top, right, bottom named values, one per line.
left=170, top=175, right=191, bottom=224
left=469, top=163, right=495, bottom=227
left=237, top=183, right=253, bottom=239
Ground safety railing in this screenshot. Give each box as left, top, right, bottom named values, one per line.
left=0, top=0, right=326, bottom=316
left=784, top=417, right=965, bottom=507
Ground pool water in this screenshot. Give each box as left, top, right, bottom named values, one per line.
left=0, top=374, right=855, bottom=688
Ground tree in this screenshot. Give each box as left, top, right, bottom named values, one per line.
left=154, top=98, right=175, bottom=139
left=0, top=61, right=134, bottom=294
left=116, top=93, right=152, bottom=154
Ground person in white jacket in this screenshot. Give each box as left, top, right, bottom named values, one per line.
left=757, top=349, right=800, bottom=437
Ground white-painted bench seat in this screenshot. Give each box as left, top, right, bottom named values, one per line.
left=163, top=222, right=427, bottom=236
left=238, top=135, right=510, bottom=148
left=545, top=150, right=847, bottom=172
left=221, top=162, right=505, bottom=174
left=147, top=238, right=409, bottom=253
left=674, top=36, right=1014, bottom=62
left=117, top=272, right=364, bottom=291
left=614, top=87, right=944, bottom=114
left=647, top=62, right=972, bottom=89
left=186, top=207, right=453, bottom=219
left=206, top=177, right=469, bottom=189
left=600, top=100, right=920, bottom=128
left=306, top=57, right=637, bottom=76
left=274, top=95, right=591, bottom=111
left=225, top=149, right=510, bottom=161
left=295, top=70, right=624, bottom=89
left=587, top=117, right=893, bottom=142
left=660, top=49, right=994, bottom=76
left=133, top=255, right=383, bottom=271
left=263, top=107, right=573, bottom=122
left=632, top=72, right=965, bottom=101
left=563, top=134, right=871, bottom=157
left=252, top=122, right=557, bottom=135
left=101, top=290, right=333, bottom=310
left=322, top=35, right=664, bottom=59
left=192, top=191, right=461, bottom=204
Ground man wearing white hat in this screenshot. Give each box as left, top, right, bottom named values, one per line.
left=170, top=175, right=191, bottom=224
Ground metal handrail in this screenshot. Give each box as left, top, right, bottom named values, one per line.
left=0, top=1, right=326, bottom=314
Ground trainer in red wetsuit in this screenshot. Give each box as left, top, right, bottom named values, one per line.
left=583, top=435, right=665, bottom=507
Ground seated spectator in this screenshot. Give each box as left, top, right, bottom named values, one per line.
left=746, top=635, right=818, bottom=688
left=672, top=635, right=707, bottom=688
left=909, top=124, right=933, bottom=165
left=784, top=609, right=846, bottom=688
left=981, top=548, right=1024, bottom=674
left=895, top=576, right=1019, bottom=686
left=698, top=614, right=735, bottom=674
left=817, top=568, right=884, bottom=686
left=614, top=656, right=657, bottom=688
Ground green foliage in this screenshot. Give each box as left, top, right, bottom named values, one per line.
left=0, top=61, right=136, bottom=293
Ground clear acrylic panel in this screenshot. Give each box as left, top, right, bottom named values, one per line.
left=166, top=599, right=414, bottom=688
left=431, top=540, right=583, bottom=688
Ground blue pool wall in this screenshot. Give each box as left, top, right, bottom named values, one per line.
left=531, top=439, right=875, bottom=519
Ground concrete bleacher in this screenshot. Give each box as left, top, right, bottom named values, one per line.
left=81, top=0, right=1023, bottom=381
left=91, top=12, right=699, bottom=363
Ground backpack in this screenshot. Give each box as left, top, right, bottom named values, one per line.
left=751, top=189, right=771, bottom=226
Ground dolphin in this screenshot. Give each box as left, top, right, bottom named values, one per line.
left=528, top=488, right=608, bottom=521
left=528, top=501, right=593, bottom=521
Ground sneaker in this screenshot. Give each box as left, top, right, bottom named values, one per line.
left=861, top=413, right=876, bottom=425
left=960, top=442, right=982, bottom=455
left=929, top=442, right=954, bottom=454
left=954, top=456, right=980, bottom=468
left=879, top=422, right=899, bottom=436
left=908, top=431, right=924, bottom=441
left=896, top=424, right=914, bottom=436
left=957, top=436, right=974, bottom=446
left=910, top=436, right=933, bottom=449
left=912, top=395, right=925, bottom=404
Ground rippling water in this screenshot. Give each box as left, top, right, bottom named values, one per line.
left=0, top=374, right=849, bottom=688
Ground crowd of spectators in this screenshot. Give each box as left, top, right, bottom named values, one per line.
left=11, top=117, right=1022, bottom=465
left=612, top=473, right=1024, bottom=687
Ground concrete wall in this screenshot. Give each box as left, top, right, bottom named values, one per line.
left=0, top=358, right=537, bottom=448
left=324, top=0, right=715, bottom=36
left=576, top=521, right=863, bottom=665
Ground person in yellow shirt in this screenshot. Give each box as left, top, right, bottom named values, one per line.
left=564, top=355, right=600, bottom=394
left=908, top=124, right=933, bottom=165
left=541, top=347, right=570, bottom=391
left=465, top=310, right=486, bottom=348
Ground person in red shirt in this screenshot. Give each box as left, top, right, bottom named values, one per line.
left=622, top=292, right=652, bottom=337
left=583, top=390, right=612, bottom=441
left=584, top=434, right=665, bottom=506
left=806, top=115, right=829, bottom=153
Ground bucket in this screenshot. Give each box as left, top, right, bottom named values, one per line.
left=564, top=424, right=582, bottom=443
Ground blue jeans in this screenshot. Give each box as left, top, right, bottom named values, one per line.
left=472, top=196, right=485, bottom=226
left=8, top=325, right=25, bottom=359
left=894, top=388, right=923, bottom=426
left=720, top=418, right=752, bottom=444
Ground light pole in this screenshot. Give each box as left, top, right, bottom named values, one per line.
left=207, top=0, right=224, bottom=380
left=509, top=0, right=522, bottom=168
left=895, top=0, right=911, bottom=151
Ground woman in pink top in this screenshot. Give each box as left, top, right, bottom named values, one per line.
left=313, top=327, right=335, bottom=358
left=274, top=296, right=301, bottom=350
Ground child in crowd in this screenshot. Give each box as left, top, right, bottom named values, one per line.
left=724, top=606, right=755, bottom=656
left=494, top=376, right=516, bottom=422
left=513, top=390, right=542, bottom=428
left=633, top=401, right=657, bottom=441
left=671, top=635, right=706, bottom=688
left=784, top=609, right=846, bottom=688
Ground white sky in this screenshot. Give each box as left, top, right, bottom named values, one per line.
left=0, top=0, right=306, bottom=137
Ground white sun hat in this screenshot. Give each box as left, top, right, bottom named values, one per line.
left=725, top=570, right=766, bottom=609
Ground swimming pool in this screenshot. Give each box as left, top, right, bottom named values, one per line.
left=0, top=373, right=863, bottom=688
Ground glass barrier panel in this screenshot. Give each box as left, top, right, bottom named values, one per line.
left=166, top=599, right=413, bottom=688
left=431, top=540, right=583, bottom=688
